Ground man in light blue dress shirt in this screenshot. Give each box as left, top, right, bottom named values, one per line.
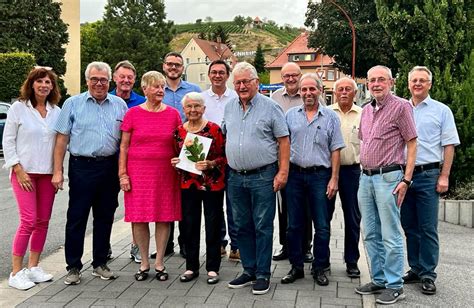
left=401, top=66, right=460, bottom=295
left=283, top=73, right=345, bottom=287
left=52, top=62, right=128, bottom=285
left=223, top=62, right=290, bottom=295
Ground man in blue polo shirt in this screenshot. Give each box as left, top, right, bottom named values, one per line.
left=401, top=66, right=460, bottom=295
left=110, top=60, right=145, bottom=108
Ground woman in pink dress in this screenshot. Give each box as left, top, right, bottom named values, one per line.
left=118, top=71, right=181, bottom=282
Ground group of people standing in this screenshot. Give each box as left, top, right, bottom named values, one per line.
left=3, top=52, right=459, bottom=307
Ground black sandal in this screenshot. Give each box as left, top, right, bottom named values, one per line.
left=134, top=268, right=150, bottom=281
left=155, top=267, right=169, bottom=281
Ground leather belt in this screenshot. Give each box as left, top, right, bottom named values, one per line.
left=413, top=162, right=440, bottom=173
left=232, top=162, right=277, bottom=175
left=290, top=163, right=329, bottom=173
left=71, top=154, right=117, bottom=162
left=362, top=164, right=403, bottom=176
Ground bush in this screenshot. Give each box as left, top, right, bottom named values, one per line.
left=445, top=181, right=474, bottom=200
left=0, top=52, right=35, bottom=102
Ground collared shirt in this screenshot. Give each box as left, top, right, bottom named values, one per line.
left=3, top=100, right=61, bottom=173
left=359, top=93, right=417, bottom=169
left=329, top=103, right=362, bottom=165
left=54, top=91, right=128, bottom=157
left=286, top=103, right=345, bottom=168
left=163, top=80, right=201, bottom=121
left=410, top=95, right=460, bottom=165
left=202, top=87, right=238, bottom=127
left=110, top=89, right=146, bottom=108
left=271, top=87, right=303, bottom=113
left=222, top=93, right=289, bottom=171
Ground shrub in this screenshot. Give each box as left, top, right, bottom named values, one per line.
left=0, top=52, right=35, bottom=102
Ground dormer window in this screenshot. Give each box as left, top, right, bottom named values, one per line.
left=288, top=53, right=315, bottom=62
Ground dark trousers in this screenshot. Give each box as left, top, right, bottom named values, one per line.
left=167, top=222, right=184, bottom=252
left=221, top=166, right=238, bottom=251
left=277, top=188, right=312, bottom=252
left=182, top=188, right=224, bottom=273
left=65, top=156, right=120, bottom=271
left=328, top=164, right=361, bottom=264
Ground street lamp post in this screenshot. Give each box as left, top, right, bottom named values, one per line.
left=327, top=0, right=356, bottom=79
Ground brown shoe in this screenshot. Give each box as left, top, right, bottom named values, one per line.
left=228, top=249, right=240, bottom=262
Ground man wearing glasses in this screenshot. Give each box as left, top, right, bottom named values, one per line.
left=270, top=62, right=313, bottom=264
left=401, top=66, right=459, bottom=295
left=52, top=62, right=128, bottom=285
left=223, top=62, right=290, bottom=295
left=355, top=65, right=417, bottom=305
left=202, top=60, right=240, bottom=262
left=162, top=52, right=201, bottom=121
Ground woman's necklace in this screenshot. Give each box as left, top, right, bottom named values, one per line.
left=144, top=101, right=163, bottom=112
left=186, top=120, right=207, bottom=133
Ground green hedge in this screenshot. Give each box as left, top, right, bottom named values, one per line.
left=0, top=52, right=35, bottom=102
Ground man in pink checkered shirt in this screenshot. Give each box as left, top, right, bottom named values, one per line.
left=354, top=65, right=417, bottom=305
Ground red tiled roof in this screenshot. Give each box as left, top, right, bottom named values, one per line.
left=192, top=37, right=237, bottom=63
left=266, top=32, right=334, bottom=68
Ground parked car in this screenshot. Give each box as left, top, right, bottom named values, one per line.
left=0, top=102, right=11, bottom=155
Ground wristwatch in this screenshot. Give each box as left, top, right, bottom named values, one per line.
left=401, top=178, right=413, bottom=187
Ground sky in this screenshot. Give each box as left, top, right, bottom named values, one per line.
left=80, top=0, right=309, bottom=28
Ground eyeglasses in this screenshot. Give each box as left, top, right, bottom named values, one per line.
left=368, top=77, right=390, bottom=84
left=409, top=78, right=430, bottom=84
left=210, top=70, right=227, bottom=76
left=282, top=73, right=300, bottom=80
left=165, top=62, right=183, bottom=68
left=89, top=77, right=110, bottom=85
left=233, top=78, right=256, bottom=87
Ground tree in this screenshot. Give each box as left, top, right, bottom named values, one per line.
left=81, top=21, right=105, bottom=91
left=253, top=44, right=266, bottom=73
left=205, top=16, right=213, bottom=23
left=305, top=0, right=398, bottom=77
left=0, top=0, right=69, bottom=97
left=98, top=0, right=175, bottom=85
left=212, top=25, right=231, bottom=48
left=233, top=15, right=246, bottom=28
left=376, top=0, right=473, bottom=187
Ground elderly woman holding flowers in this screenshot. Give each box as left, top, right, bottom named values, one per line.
left=171, top=92, right=226, bottom=285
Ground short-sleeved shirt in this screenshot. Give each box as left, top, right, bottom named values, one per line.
left=222, top=93, right=289, bottom=171
left=271, top=87, right=303, bottom=113
left=359, top=93, right=417, bottom=169
left=202, top=87, right=238, bottom=127
left=411, top=95, right=460, bottom=165
left=286, top=103, right=345, bottom=168
left=110, top=89, right=146, bottom=108
left=163, top=80, right=201, bottom=121
left=329, top=103, right=362, bottom=165
left=54, top=91, right=128, bottom=157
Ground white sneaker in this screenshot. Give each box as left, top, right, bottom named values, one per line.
left=9, top=269, right=36, bottom=290
left=27, top=266, right=53, bottom=283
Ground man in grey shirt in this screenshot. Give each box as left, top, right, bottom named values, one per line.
left=223, top=62, right=290, bottom=295
left=271, top=62, right=313, bottom=263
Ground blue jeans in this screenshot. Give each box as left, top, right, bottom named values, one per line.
left=329, top=165, right=361, bottom=264
left=286, top=167, right=331, bottom=270
left=221, top=166, right=238, bottom=251
left=358, top=170, right=404, bottom=289
left=228, top=164, right=277, bottom=279
left=401, top=168, right=440, bottom=281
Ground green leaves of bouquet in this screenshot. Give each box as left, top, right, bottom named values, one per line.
left=184, top=137, right=205, bottom=162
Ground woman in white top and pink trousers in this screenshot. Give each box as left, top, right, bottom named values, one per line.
left=2, top=67, right=61, bottom=290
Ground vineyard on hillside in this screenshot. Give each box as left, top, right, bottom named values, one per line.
left=173, top=21, right=300, bottom=44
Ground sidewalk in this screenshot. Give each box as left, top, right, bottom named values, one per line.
left=2, top=197, right=472, bottom=307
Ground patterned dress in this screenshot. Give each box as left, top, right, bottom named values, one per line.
left=121, top=106, right=182, bottom=222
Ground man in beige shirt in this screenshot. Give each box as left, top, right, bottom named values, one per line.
left=270, top=62, right=313, bottom=263
left=328, top=77, right=362, bottom=278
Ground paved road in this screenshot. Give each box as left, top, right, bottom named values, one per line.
left=0, top=155, right=125, bottom=280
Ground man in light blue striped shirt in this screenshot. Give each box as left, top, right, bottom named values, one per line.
left=283, top=73, right=344, bottom=287
left=52, top=62, right=127, bottom=285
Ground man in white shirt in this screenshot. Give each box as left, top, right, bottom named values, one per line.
left=202, top=60, right=240, bottom=261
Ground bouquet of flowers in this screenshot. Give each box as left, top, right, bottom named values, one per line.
left=184, top=136, right=205, bottom=162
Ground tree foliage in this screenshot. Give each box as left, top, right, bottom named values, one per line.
left=80, top=21, right=106, bottom=91
left=0, top=0, right=69, bottom=99
left=94, top=0, right=175, bottom=87
left=254, top=44, right=266, bottom=73
left=233, top=15, right=246, bottom=28
left=376, top=0, right=473, bottom=187
left=0, top=52, right=36, bottom=102
left=305, top=0, right=398, bottom=77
